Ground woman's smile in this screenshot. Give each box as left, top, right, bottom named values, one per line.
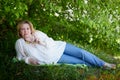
left=20, top=23, right=32, bottom=38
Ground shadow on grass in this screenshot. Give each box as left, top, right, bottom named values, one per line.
left=0, top=51, right=120, bottom=80
left=0, top=59, right=120, bottom=80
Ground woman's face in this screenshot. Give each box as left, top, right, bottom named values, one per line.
left=20, top=23, right=32, bottom=38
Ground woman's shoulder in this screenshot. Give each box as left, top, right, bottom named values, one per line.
left=35, top=30, right=43, bottom=33
left=16, top=38, right=25, bottom=43
left=34, top=30, right=47, bottom=35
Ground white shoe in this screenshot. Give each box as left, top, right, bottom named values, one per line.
left=103, top=63, right=116, bottom=69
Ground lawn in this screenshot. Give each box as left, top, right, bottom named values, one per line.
left=0, top=52, right=120, bottom=80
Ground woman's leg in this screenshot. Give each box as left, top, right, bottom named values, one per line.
left=63, top=43, right=105, bottom=67
left=58, top=54, right=92, bottom=66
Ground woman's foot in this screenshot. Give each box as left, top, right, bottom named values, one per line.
left=103, top=63, right=116, bottom=69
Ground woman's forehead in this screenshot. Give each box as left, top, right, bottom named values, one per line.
left=20, top=23, right=30, bottom=28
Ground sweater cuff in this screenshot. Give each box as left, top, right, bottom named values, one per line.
left=25, top=57, right=30, bottom=64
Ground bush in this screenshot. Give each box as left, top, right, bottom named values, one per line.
left=0, top=0, right=119, bottom=56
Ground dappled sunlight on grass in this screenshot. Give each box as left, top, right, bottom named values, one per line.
left=114, top=56, right=120, bottom=59
left=116, top=38, right=120, bottom=44
left=0, top=51, right=120, bottom=80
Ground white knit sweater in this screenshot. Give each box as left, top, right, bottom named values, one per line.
left=15, top=31, right=66, bottom=64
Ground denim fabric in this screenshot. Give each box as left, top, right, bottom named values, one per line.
left=58, top=43, right=105, bottom=67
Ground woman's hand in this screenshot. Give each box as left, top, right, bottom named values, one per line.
left=28, top=57, right=39, bottom=65
left=24, top=33, right=42, bottom=44
left=34, top=36, right=40, bottom=44
left=24, top=34, right=34, bottom=43
left=24, top=34, right=39, bottom=43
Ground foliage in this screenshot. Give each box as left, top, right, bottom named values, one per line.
left=0, top=0, right=119, bottom=56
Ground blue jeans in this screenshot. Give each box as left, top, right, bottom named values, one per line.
left=58, top=43, right=105, bottom=67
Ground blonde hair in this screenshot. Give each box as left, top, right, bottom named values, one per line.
left=17, top=20, right=35, bottom=37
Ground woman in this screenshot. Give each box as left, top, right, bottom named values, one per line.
left=15, top=20, right=116, bottom=69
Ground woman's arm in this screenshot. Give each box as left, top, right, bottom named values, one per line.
left=34, top=30, right=55, bottom=46
left=15, top=39, right=39, bottom=65
left=15, top=39, right=29, bottom=63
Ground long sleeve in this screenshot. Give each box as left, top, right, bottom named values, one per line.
left=15, top=39, right=30, bottom=64
left=34, top=30, right=56, bottom=48
left=15, top=31, right=66, bottom=65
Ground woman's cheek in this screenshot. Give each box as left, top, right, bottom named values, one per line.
left=20, top=32, right=25, bottom=38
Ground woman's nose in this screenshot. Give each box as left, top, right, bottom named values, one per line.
left=24, top=30, right=28, bottom=33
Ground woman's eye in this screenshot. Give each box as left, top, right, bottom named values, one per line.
left=27, top=28, right=30, bottom=30
left=21, top=28, right=25, bottom=30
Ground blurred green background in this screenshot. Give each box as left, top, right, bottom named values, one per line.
left=0, top=0, right=120, bottom=80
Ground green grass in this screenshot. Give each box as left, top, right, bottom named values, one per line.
left=0, top=38, right=120, bottom=80
left=0, top=51, right=120, bottom=80
left=0, top=39, right=120, bottom=80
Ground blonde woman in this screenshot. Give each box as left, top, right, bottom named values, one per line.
left=15, top=20, right=116, bottom=69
